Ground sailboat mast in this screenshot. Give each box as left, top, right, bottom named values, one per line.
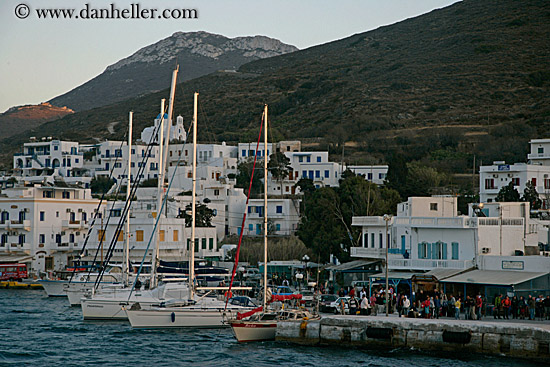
left=263, top=104, right=268, bottom=311
left=190, top=92, right=198, bottom=300
left=124, top=111, right=133, bottom=285
left=151, top=99, right=165, bottom=289
left=162, top=66, right=179, bottom=215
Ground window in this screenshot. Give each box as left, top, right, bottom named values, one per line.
left=56, top=234, right=62, bottom=244
left=302, top=171, right=307, bottom=178
left=242, top=150, right=246, bottom=157
left=202, top=238, right=206, bottom=249
left=306, top=156, right=310, bottom=163
left=159, top=230, right=165, bottom=242
left=40, top=211, right=45, bottom=221
left=0, top=234, right=7, bottom=245
left=136, top=230, right=144, bottom=242
left=209, top=238, right=214, bottom=250
left=249, top=224, right=253, bottom=231
left=69, top=234, right=75, bottom=243
left=451, top=242, right=459, bottom=260
left=371, top=233, right=375, bottom=249
left=317, top=156, right=321, bottom=162
left=98, top=230, right=105, bottom=242
left=431, top=242, right=447, bottom=259
left=485, top=179, right=495, bottom=189
left=39, top=234, right=45, bottom=244
left=62, top=191, right=70, bottom=199
left=379, top=233, right=383, bottom=249
left=368, top=173, right=373, bottom=180
left=117, top=230, right=124, bottom=242
left=532, top=178, right=537, bottom=186
left=276, top=206, right=283, bottom=214
left=538, top=147, right=544, bottom=154
left=173, top=230, right=178, bottom=241
left=418, top=242, right=429, bottom=259
left=545, top=179, right=550, bottom=190
left=363, top=233, right=368, bottom=248
left=276, top=223, right=281, bottom=231
left=430, top=203, right=438, bottom=211
left=114, top=163, right=122, bottom=168
left=324, top=170, right=329, bottom=178
left=19, top=234, right=25, bottom=244
left=82, top=212, right=87, bottom=222
left=511, top=177, right=520, bottom=186
left=298, top=156, right=303, bottom=163
left=315, top=170, right=320, bottom=178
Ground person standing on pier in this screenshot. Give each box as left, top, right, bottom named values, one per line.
left=454, top=297, right=461, bottom=320
left=475, top=295, right=483, bottom=321
left=502, top=296, right=511, bottom=319
left=402, top=296, right=410, bottom=317
left=494, top=294, right=502, bottom=319
left=511, top=296, right=519, bottom=319
left=544, top=295, right=550, bottom=320
left=528, top=295, right=536, bottom=320
left=360, top=294, right=370, bottom=315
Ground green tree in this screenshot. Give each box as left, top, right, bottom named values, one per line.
left=405, top=162, right=447, bottom=197
left=267, top=151, right=291, bottom=197
left=522, top=181, right=541, bottom=210
left=90, top=176, right=115, bottom=194
left=180, top=202, right=215, bottom=227
left=236, top=157, right=264, bottom=197
left=295, top=177, right=315, bottom=194
left=385, top=153, right=408, bottom=199
left=495, top=181, right=521, bottom=202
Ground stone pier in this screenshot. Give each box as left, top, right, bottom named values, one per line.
left=276, top=316, right=550, bottom=361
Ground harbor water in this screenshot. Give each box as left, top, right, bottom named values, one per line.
left=0, top=290, right=544, bottom=367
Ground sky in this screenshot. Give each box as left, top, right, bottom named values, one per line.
left=0, top=0, right=458, bottom=113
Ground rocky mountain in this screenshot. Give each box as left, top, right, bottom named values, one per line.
left=0, top=103, right=73, bottom=140
left=2, top=0, right=549, bottom=185
left=48, top=32, right=298, bottom=111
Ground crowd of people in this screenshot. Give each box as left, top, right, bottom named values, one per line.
left=330, top=286, right=550, bottom=321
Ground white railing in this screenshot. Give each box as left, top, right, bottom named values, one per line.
left=350, top=247, right=386, bottom=258
left=351, top=217, right=387, bottom=226
left=389, top=258, right=474, bottom=270
left=478, top=217, right=524, bottom=226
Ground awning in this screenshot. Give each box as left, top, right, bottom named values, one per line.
left=440, top=270, right=548, bottom=286
left=325, top=260, right=380, bottom=272
left=423, top=268, right=472, bottom=281
left=0, top=255, right=34, bottom=263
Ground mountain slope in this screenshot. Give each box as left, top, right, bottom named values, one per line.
left=48, top=31, right=298, bottom=111
left=3, top=0, right=549, bottom=177
left=0, top=103, right=73, bottom=141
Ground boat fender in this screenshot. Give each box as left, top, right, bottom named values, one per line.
left=171, top=312, right=176, bottom=323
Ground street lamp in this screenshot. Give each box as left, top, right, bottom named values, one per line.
left=383, top=214, right=392, bottom=317
left=302, top=254, right=310, bottom=287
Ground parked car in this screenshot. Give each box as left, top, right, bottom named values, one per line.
left=301, top=290, right=315, bottom=307
left=319, top=294, right=339, bottom=313
left=242, top=268, right=261, bottom=280
left=328, top=296, right=360, bottom=315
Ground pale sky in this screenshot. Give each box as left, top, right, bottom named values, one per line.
left=0, top=0, right=458, bottom=113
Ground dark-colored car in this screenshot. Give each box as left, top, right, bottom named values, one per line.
left=319, top=294, right=338, bottom=313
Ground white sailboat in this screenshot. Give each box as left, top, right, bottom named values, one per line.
left=80, top=67, right=191, bottom=319
left=125, top=93, right=254, bottom=329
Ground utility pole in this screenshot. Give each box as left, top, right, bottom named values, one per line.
left=383, top=214, right=392, bottom=317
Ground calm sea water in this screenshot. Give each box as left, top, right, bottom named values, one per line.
left=0, top=289, right=544, bottom=367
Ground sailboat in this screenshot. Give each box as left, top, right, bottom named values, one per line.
left=80, top=67, right=192, bottom=319
left=124, top=93, right=255, bottom=328
left=228, top=105, right=318, bottom=342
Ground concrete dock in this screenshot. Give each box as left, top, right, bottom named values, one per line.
left=276, top=315, right=550, bottom=361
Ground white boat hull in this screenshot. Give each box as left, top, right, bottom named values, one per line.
left=37, top=280, right=67, bottom=297
left=126, top=307, right=232, bottom=329
left=229, top=320, right=277, bottom=342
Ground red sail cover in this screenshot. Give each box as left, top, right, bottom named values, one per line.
left=237, top=306, right=263, bottom=320
left=271, top=294, right=302, bottom=302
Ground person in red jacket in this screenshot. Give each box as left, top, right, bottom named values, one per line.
left=502, top=296, right=512, bottom=319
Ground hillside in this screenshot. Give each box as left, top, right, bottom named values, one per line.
left=48, top=31, right=298, bottom=111
left=2, top=0, right=549, bottom=183
left=0, top=103, right=73, bottom=141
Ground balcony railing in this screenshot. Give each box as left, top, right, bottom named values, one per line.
left=389, top=258, right=474, bottom=270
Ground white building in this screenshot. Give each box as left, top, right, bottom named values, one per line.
left=243, top=198, right=300, bottom=236
left=350, top=197, right=536, bottom=271
left=0, top=185, right=103, bottom=275
left=527, top=138, right=550, bottom=166
left=238, top=142, right=274, bottom=161
left=346, top=165, right=389, bottom=185
left=479, top=161, right=550, bottom=205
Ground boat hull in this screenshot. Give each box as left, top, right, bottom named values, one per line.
left=37, top=280, right=67, bottom=297
left=229, top=320, right=277, bottom=342
left=126, top=307, right=231, bottom=329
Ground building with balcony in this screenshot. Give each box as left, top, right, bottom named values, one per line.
left=527, top=138, right=550, bottom=166
left=0, top=185, right=103, bottom=275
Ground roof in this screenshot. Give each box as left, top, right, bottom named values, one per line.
left=440, top=270, right=548, bottom=286
left=423, top=268, right=472, bottom=281
left=325, top=260, right=380, bottom=272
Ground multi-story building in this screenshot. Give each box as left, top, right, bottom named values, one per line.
left=0, top=185, right=103, bottom=275
left=527, top=138, right=550, bottom=166
left=243, top=198, right=300, bottom=236
left=479, top=161, right=550, bottom=204
left=140, top=114, right=186, bottom=145
left=346, top=165, right=388, bottom=185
